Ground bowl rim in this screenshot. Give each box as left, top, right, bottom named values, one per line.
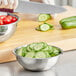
left=13, top=44, right=63, bottom=60
left=0, top=12, right=20, bottom=26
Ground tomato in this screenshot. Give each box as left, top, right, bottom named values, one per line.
left=0, top=15, right=6, bottom=20
left=0, top=15, right=18, bottom=25
left=3, top=18, right=12, bottom=24
left=0, top=20, right=4, bottom=25
left=7, top=15, right=13, bottom=20
left=12, top=17, right=17, bottom=22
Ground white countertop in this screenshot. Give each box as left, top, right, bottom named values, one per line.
left=0, top=50, right=76, bottom=76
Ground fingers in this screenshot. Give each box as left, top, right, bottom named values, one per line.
left=0, top=0, right=8, bottom=8
left=0, top=0, right=18, bottom=9
left=0, top=0, right=2, bottom=5
left=3, top=0, right=8, bottom=5
left=13, top=0, right=18, bottom=9
left=7, top=0, right=14, bottom=9
left=6, top=0, right=18, bottom=9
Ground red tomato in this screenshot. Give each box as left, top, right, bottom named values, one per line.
left=7, top=15, right=13, bottom=20
left=3, top=18, right=12, bottom=24
left=0, top=20, right=4, bottom=25
left=0, top=15, right=6, bottom=20
left=12, top=17, right=17, bottom=22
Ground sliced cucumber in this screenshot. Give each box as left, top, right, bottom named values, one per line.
left=50, top=47, right=60, bottom=56
left=29, top=43, right=37, bottom=50
left=22, top=47, right=27, bottom=56
left=42, top=45, right=53, bottom=53
left=42, top=46, right=49, bottom=52
left=44, top=52, right=50, bottom=58
left=16, top=49, right=22, bottom=56
left=50, top=53, right=56, bottom=57
left=53, top=47, right=60, bottom=55
left=26, top=45, right=32, bottom=52
left=16, top=47, right=26, bottom=57
left=46, top=23, right=54, bottom=28
left=39, top=42, right=48, bottom=48
left=38, top=14, right=51, bottom=22
left=40, top=23, right=50, bottom=31
left=48, top=46, right=53, bottom=53
left=33, top=43, right=44, bottom=51
left=35, top=52, right=46, bottom=58
left=25, top=52, right=35, bottom=58
left=16, top=42, right=61, bottom=58
left=36, top=23, right=54, bottom=32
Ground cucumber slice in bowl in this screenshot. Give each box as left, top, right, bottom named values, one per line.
left=29, top=43, right=37, bottom=50
left=38, top=14, right=51, bottom=22
left=26, top=45, right=32, bottom=52
left=50, top=46, right=61, bottom=57
left=25, top=52, right=35, bottom=58
left=33, top=43, right=44, bottom=51
left=35, top=52, right=46, bottom=58
left=16, top=47, right=27, bottom=57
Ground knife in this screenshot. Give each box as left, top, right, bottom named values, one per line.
left=0, top=0, right=66, bottom=14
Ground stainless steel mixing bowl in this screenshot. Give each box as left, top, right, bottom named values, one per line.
left=0, top=12, right=19, bottom=42
left=13, top=45, right=62, bottom=71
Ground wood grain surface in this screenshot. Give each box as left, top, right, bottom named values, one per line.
left=0, top=6, right=76, bottom=63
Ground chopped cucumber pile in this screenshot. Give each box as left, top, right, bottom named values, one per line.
left=36, top=23, right=54, bottom=32
left=36, top=14, right=54, bottom=32
left=16, top=42, right=61, bottom=58
left=38, top=14, right=52, bottom=22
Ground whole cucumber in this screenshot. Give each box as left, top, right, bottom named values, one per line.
left=60, top=16, right=76, bottom=24
left=61, top=20, right=76, bottom=29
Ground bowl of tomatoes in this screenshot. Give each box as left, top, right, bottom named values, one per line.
left=0, top=12, right=19, bottom=42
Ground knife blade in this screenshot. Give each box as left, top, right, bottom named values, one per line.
left=14, top=0, right=66, bottom=14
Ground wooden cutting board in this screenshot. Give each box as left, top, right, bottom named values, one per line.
left=0, top=6, right=76, bottom=63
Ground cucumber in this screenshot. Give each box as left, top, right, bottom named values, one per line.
left=60, top=16, right=76, bottom=24
left=39, top=42, right=48, bottom=48
left=44, top=52, right=50, bottom=58
left=35, top=52, right=46, bottom=58
left=42, top=45, right=53, bottom=54
left=26, top=45, right=32, bottom=52
left=52, top=47, right=60, bottom=56
left=50, top=53, right=56, bottom=57
left=48, top=46, right=53, bottom=53
left=29, top=43, right=37, bottom=50
left=42, top=46, right=49, bottom=52
left=16, top=49, right=22, bottom=56
left=36, top=23, right=54, bottom=31
left=40, top=23, right=50, bottom=31
left=22, top=47, right=27, bottom=56
left=33, top=43, right=44, bottom=51
left=16, top=47, right=27, bottom=57
left=25, top=52, right=35, bottom=58
left=61, top=20, right=76, bottom=29
left=38, top=14, right=51, bottom=22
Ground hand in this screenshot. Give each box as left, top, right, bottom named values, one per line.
left=0, top=0, right=18, bottom=9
